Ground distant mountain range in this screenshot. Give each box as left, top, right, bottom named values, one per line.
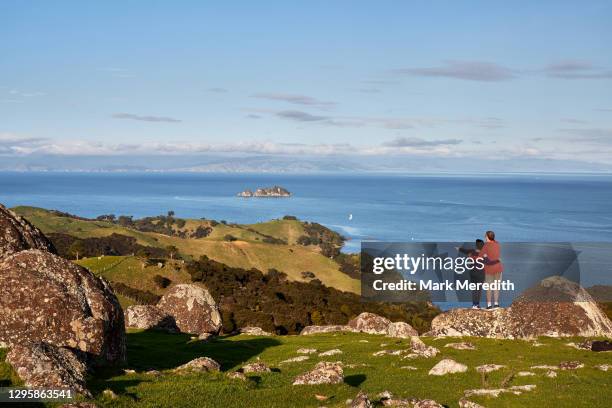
left=1, top=154, right=611, bottom=173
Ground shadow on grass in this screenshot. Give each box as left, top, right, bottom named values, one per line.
left=344, top=374, right=366, bottom=387
left=88, top=330, right=281, bottom=396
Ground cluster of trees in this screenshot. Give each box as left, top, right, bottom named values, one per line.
left=48, top=233, right=168, bottom=260
left=97, top=211, right=216, bottom=239
left=186, top=255, right=439, bottom=335
left=296, top=222, right=345, bottom=258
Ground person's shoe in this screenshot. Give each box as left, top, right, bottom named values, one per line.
left=486, top=305, right=493, bottom=310
left=493, top=304, right=500, bottom=309
left=472, top=305, right=480, bottom=309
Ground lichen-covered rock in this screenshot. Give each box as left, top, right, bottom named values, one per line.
left=157, top=284, right=222, bottom=335
left=296, top=348, right=318, bottom=354
left=241, top=362, right=271, bottom=373
left=124, top=305, right=177, bottom=332
left=174, top=357, right=221, bottom=373
left=509, top=276, right=612, bottom=338
left=0, top=250, right=126, bottom=365
left=444, top=342, right=476, bottom=350
left=559, top=361, right=584, bottom=370
left=227, top=371, right=247, bottom=380
left=349, top=390, right=372, bottom=408
left=428, top=359, right=468, bottom=375
left=348, top=312, right=391, bottom=335
left=59, top=403, right=99, bottom=408
left=409, top=336, right=440, bottom=358
left=0, top=204, right=55, bottom=259
left=240, top=326, right=274, bottom=336
left=414, top=400, right=444, bottom=408
left=458, top=399, right=485, bottom=408
left=6, top=342, right=90, bottom=396
left=300, top=325, right=354, bottom=335
left=386, top=321, right=418, bottom=338
left=319, top=349, right=342, bottom=356
left=293, top=361, right=343, bottom=385
left=476, top=364, right=505, bottom=373
left=428, top=277, right=612, bottom=339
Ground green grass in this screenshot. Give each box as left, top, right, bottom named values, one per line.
left=3, top=333, right=609, bottom=407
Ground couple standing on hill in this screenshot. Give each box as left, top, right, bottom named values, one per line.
left=458, top=230, right=503, bottom=310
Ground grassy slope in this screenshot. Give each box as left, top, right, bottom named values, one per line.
left=12, top=206, right=359, bottom=293
left=2, top=332, right=610, bottom=408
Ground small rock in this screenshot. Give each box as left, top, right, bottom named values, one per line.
left=475, top=364, right=505, bottom=373
left=358, top=340, right=369, bottom=343
left=444, top=342, right=476, bottom=350
left=464, top=385, right=536, bottom=398
left=174, top=357, right=221, bottom=373
left=373, top=349, right=404, bottom=356
left=293, top=361, right=343, bottom=385
left=349, top=390, right=372, bottom=408
left=410, top=337, right=439, bottom=358
left=559, top=361, right=584, bottom=370
left=145, top=370, right=161, bottom=376
left=315, top=394, right=329, bottom=401
left=241, top=362, right=271, bottom=373
left=414, top=399, right=444, bottom=408
left=227, top=371, right=247, bottom=381
left=123, top=369, right=136, bottom=375
left=240, top=326, right=274, bottom=336
left=399, top=365, right=417, bottom=370
left=198, top=333, right=214, bottom=341
left=595, top=364, right=611, bottom=371
left=517, top=371, right=535, bottom=376
left=297, top=348, right=318, bottom=354
left=281, top=356, right=310, bottom=364
left=458, top=399, right=485, bottom=408
left=546, top=370, right=557, bottom=378
left=429, top=359, right=468, bottom=375
left=102, top=389, right=118, bottom=399
left=530, top=365, right=558, bottom=370
left=319, top=349, right=342, bottom=357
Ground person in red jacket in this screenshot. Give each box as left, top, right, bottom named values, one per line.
left=480, top=230, right=504, bottom=309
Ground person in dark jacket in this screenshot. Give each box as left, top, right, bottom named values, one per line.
left=458, top=239, right=485, bottom=309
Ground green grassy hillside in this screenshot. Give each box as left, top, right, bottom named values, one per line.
left=2, top=332, right=610, bottom=407
left=12, top=206, right=359, bottom=293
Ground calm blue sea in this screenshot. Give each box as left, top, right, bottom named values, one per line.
left=2, top=172, right=612, bottom=254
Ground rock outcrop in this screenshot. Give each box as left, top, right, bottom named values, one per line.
left=348, top=312, right=391, bottom=334
left=124, top=305, right=177, bottom=332
left=240, top=326, right=274, bottom=336
left=237, top=186, right=291, bottom=198
left=300, top=313, right=418, bottom=338
left=387, top=321, right=419, bottom=338
left=157, top=284, right=222, bottom=335
left=0, top=249, right=126, bottom=364
left=6, top=342, right=90, bottom=396
left=300, top=325, right=354, bottom=335
left=292, top=361, right=343, bottom=385
left=427, top=276, right=612, bottom=338
left=174, top=357, right=221, bottom=373
left=429, top=359, right=468, bottom=375
left=0, top=204, right=55, bottom=259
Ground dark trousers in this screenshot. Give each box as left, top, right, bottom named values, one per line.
left=470, top=268, right=484, bottom=305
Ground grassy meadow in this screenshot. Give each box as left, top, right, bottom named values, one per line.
left=1, top=332, right=611, bottom=407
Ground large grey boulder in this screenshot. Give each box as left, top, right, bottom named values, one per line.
left=157, top=284, right=222, bottom=335
left=292, top=361, right=344, bottom=385
left=0, top=249, right=126, bottom=365
left=427, top=276, right=612, bottom=339
left=348, top=312, right=391, bottom=335
left=6, top=342, right=90, bottom=396
left=0, top=204, right=54, bottom=259
left=124, top=305, right=177, bottom=332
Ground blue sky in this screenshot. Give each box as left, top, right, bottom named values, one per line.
left=1, top=1, right=611, bottom=171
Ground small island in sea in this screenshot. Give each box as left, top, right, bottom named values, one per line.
left=237, top=185, right=291, bottom=197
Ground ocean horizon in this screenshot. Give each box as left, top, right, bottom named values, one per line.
left=2, top=171, right=612, bottom=254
